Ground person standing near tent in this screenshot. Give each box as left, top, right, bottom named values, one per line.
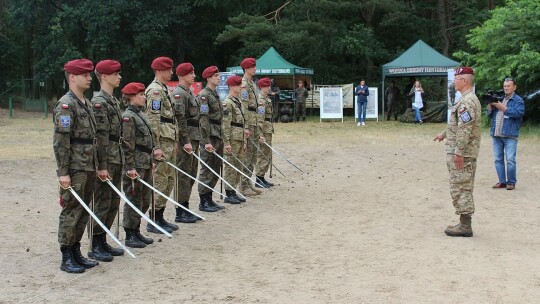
left=433, top=67, right=481, bottom=238
left=269, top=79, right=280, bottom=121
left=385, top=80, right=400, bottom=120
left=411, top=80, right=424, bottom=124
left=294, top=80, right=308, bottom=121
left=355, top=80, right=369, bottom=126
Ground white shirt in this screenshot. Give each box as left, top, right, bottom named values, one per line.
left=412, top=90, right=423, bottom=109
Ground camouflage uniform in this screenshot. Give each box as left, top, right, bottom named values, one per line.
left=172, top=85, right=201, bottom=202
left=53, top=91, right=98, bottom=246
left=198, top=86, right=223, bottom=195
left=121, top=105, right=154, bottom=229
left=240, top=76, right=263, bottom=188
left=222, top=95, right=246, bottom=191
left=91, top=90, right=123, bottom=234
left=442, top=89, right=481, bottom=215
left=255, top=93, right=274, bottom=176
left=145, top=80, right=176, bottom=210
left=294, top=86, right=308, bottom=120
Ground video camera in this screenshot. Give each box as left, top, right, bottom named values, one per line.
left=481, top=90, right=504, bottom=105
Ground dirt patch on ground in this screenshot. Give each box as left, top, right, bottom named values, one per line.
left=1, top=109, right=539, bottom=303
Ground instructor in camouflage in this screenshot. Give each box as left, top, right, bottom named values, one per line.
left=144, top=56, right=179, bottom=234
left=53, top=59, right=100, bottom=273
left=196, top=66, right=225, bottom=214
left=434, top=67, right=481, bottom=237
left=89, top=59, right=125, bottom=262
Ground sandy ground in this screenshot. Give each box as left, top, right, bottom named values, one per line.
left=1, top=109, right=539, bottom=304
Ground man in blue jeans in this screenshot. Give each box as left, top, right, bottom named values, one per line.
left=355, top=80, right=369, bottom=126
left=486, top=78, right=525, bottom=190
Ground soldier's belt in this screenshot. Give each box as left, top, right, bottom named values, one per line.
left=160, top=116, right=175, bottom=124
left=109, top=134, right=122, bottom=143
left=231, top=122, right=244, bottom=128
left=187, top=120, right=199, bottom=127
left=209, top=119, right=221, bottom=125
left=135, top=145, right=153, bottom=154
left=70, top=137, right=96, bottom=145
left=265, top=118, right=272, bottom=122
left=247, top=108, right=257, bottom=112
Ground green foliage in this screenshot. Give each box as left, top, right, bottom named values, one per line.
left=455, top=0, right=540, bottom=121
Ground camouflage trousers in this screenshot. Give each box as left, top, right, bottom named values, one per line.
left=176, top=140, right=199, bottom=202
left=223, top=139, right=244, bottom=191
left=198, top=136, right=223, bottom=195
left=122, top=168, right=152, bottom=229
left=296, top=101, right=306, bottom=120
left=255, top=133, right=272, bottom=176
left=446, top=154, right=477, bottom=215
left=58, top=170, right=96, bottom=246
left=154, top=138, right=175, bottom=210
left=93, top=163, right=121, bottom=234
left=242, top=126, right=260, bottom=188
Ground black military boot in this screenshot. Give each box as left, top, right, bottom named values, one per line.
left=260, top=176, right=274, bottom=187
left=100, top=233, right=124, bottom=256
left=199, top=195, right=219, bottom=212
left=207, top=193, right=224, bottom=210
left=233, top=190, right=247, bottom=203
left=175, top=203, right=198, bottom=223
left=88, top=234, right=113, bottom=262
left=72, top=242, right=99, bottom=269
left=134, top=224, right=154, bottom=245
left=224, top=190, right=241, bottom=204
left=125, top=228, right=146, bottom=248
left=60, top=245, right=85, bottom=273
left=147, top=208, right=174, bottom=234
left=161, top=207, right=179, bottom=231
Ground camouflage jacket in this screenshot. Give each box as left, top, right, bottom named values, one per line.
left=198, top=86, right=223, bottom=145
left=443, top=89, right=481, bottom=157
left=295, top=87, right=308, bottom=103
left=145, top=79, right=176, bottom=146
left=92, top=90, right=123, bottom=169
left=122, top=105, right=153, bottom=170
left=172, top=84, right=201, bottom=144
left=53, top=91, right=98, bottom=176
left=241, top=76, right=262, bottom=131
left=222, top=95, right=245, bottom=146
left=258, top=93, right=274, bottom=134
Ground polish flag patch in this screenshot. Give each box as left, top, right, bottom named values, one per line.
left=123, top=117, right=130, bottom=122
left=61, top=104, right=69, bottom=109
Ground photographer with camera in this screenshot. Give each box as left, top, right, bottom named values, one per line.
left=486, top=78, right=525, bottom=191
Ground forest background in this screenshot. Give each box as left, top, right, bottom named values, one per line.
left=0, top=0, right=538, bottom=121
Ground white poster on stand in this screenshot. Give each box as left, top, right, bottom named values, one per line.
left=354, top=87, right=378, bottom=121
left=320, top=87, right=343, bottom=122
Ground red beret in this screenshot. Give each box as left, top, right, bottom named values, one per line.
left=176, top=62, right=194, bottom=77
left=455, top=66, right=474, bottom=76
left=95, top=60, right=121, bottom=74
left=202, top=66, right=219, bottom=79
left=226, top=75, right=243, bottom=87
left=64, top=59, right=94, bottom=75
left=151, top=57, right=173, bottom=70
left=121, top=82, right=145, bottom=95
left=258, top=77, right=271, bottom=88
left=240, top=58, right=256, bottom=69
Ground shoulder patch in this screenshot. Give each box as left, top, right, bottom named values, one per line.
left=200, top=104, right=209, bottom=114
left=60, top=115, right=71, bottom=127
left=94, top=103, right=101, bottom=109
left=153, top=90, right=160, bottom=96
left=459, top=106, right=467, bottom=113
left=152, top=100, right=161, bottom=110
left=174, top=94, right=180, bottom=99
left=201, top=96, right=207, bottom=101
left=62, top=104, right=69, bottom=109
left=241, top=90, right=248, bottom=99
left=123, top=117, right=130, bottom=122
left=460, top=111, right=471, bottom=122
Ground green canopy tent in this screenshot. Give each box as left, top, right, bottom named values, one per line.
left=227, top=47, right=314, bottom=122
left=381, top=40, right=459, bottom=121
